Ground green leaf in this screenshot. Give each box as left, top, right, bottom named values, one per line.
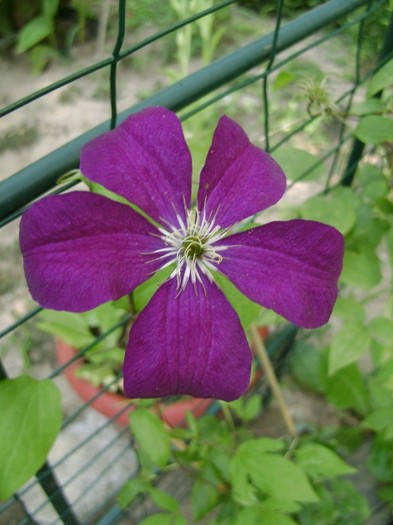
left=250, top=454, right=318, bottom=502
left=37, top=310, right=93, bottom=348
left=370, top=339, right=393, bottom=368
left=42, top=0, right=59, bottom=18
left=289, top=342, right=326, bottom=393
left=353, top=116, right=393, bottom=144
left=326, top=364, right=369, bottom=415
left=295, top=443, right=356, bottom=480
left=328, top=321, right=371, bottom=375
left=235, top=506, right=297, bottom=525
left=362, top=407, right=393, bottom=440
left=300, top=189, right=356, bottom=235
left=367, top=58, right=393, bottom=97
left=214, top=272, right=261, bottom=330
left=243, top=395, right=262, bottom=421
left=150, top=488, right=179, bottom=513
left=256, top=509, right=298, bottom=525
left=117, top=477, right=151, bottom=508
left=230, top=441, right=317, bottom=505
left=332, top=296, right=365, bottom=323
left=273, top=70, right=295, bottom=90
left=298, top=478, right=370, bottom=525
left=227, top=394, right=262, bottom=422
left=341, top=249, right=381, bottom=288
left=138, top=514, right=172, bottom=525
left=272, top=147, right=324, bottom=182
left=191, top=463, right=220, bottom=520
left=129, top=408, right=170, bottom=467
left=82, top=300, right=127, bottom=335
left=0, top=376, right=62, bottom=500
left=17, top=16, right=54, bottom=53
left=378, top=484, right=393, bottom=507
left=369, top=317, right=393, bottom=346
left=263, top=498, right=301, bottom=513
left=29, top=44, right=58, bottom=74
left=368, top=363, right=393, bottom=409
left=357, top=164, right=389, bottom=202
left=133, top=266, right=173, bottom=313
left=368, top=436, right=393, bottom=482
left=349, top=99, right=384, bottom=116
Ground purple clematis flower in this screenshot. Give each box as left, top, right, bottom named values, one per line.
left=20, top=107, right=344, bottom=401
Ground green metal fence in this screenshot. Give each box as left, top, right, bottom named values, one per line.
left=1, top=0, right=392, bottom=523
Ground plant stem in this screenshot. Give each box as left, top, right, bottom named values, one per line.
left=250, top=324, right=297, bottom=438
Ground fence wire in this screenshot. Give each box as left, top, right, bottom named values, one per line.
left=0, top=0, right=392, bottom=524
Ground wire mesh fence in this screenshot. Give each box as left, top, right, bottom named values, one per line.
left=1, top=0, right=392, bottom=524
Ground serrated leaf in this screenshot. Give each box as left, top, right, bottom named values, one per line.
left=367, top=58, right=393, bottom=96
left=272, top=147, right=324, bottom=182
left=0, top=376, right=62, bottom=500
left=328, top=322, right=371, bottom=375
left=341, top=249, right=381, bottom=288
left=326, top=364, right=369, bottom=415
left=295, top=443, right=356, bottom=480
left=129, top=409, right=170, bottom=467
left=354, top=116, right=393, bottom=144
left=17, top=16, right=53, bottom=53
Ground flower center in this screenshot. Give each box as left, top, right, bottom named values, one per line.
left=183, top=235, right=205, bottom=260
left=154, top=208, right=228, bottom=291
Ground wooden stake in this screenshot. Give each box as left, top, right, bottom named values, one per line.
left=250, top=324, right=297, bottom=438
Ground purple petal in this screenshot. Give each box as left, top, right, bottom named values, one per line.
left=217, top=220, right=344, bottom=328
left=80, top=107, right=192, bottom=226
left=20, top=192, right=164, bottom=312
left=197, top=115, right=286, bottom=229
left=123, top=277, right=252, bottom=401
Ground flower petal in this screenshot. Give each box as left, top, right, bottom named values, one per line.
left=197, top=115, right=286, bottom=228
left=123, top=277, right=252, bottom=401
left=80, top=107, right=192, bottom=226
left=217, top=220, right=344, bottom=328
left=19, top=192, right=164, bottom=312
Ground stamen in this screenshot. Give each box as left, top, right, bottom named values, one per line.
left=151, top=205, right=228, bottom=292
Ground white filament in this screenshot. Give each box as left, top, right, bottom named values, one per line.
left=153, top=208, right=228, bottom=291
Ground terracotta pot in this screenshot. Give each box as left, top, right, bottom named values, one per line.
left=56, top=339, right=213, bottom=428
left=56, top=326, right=268, bottom=429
